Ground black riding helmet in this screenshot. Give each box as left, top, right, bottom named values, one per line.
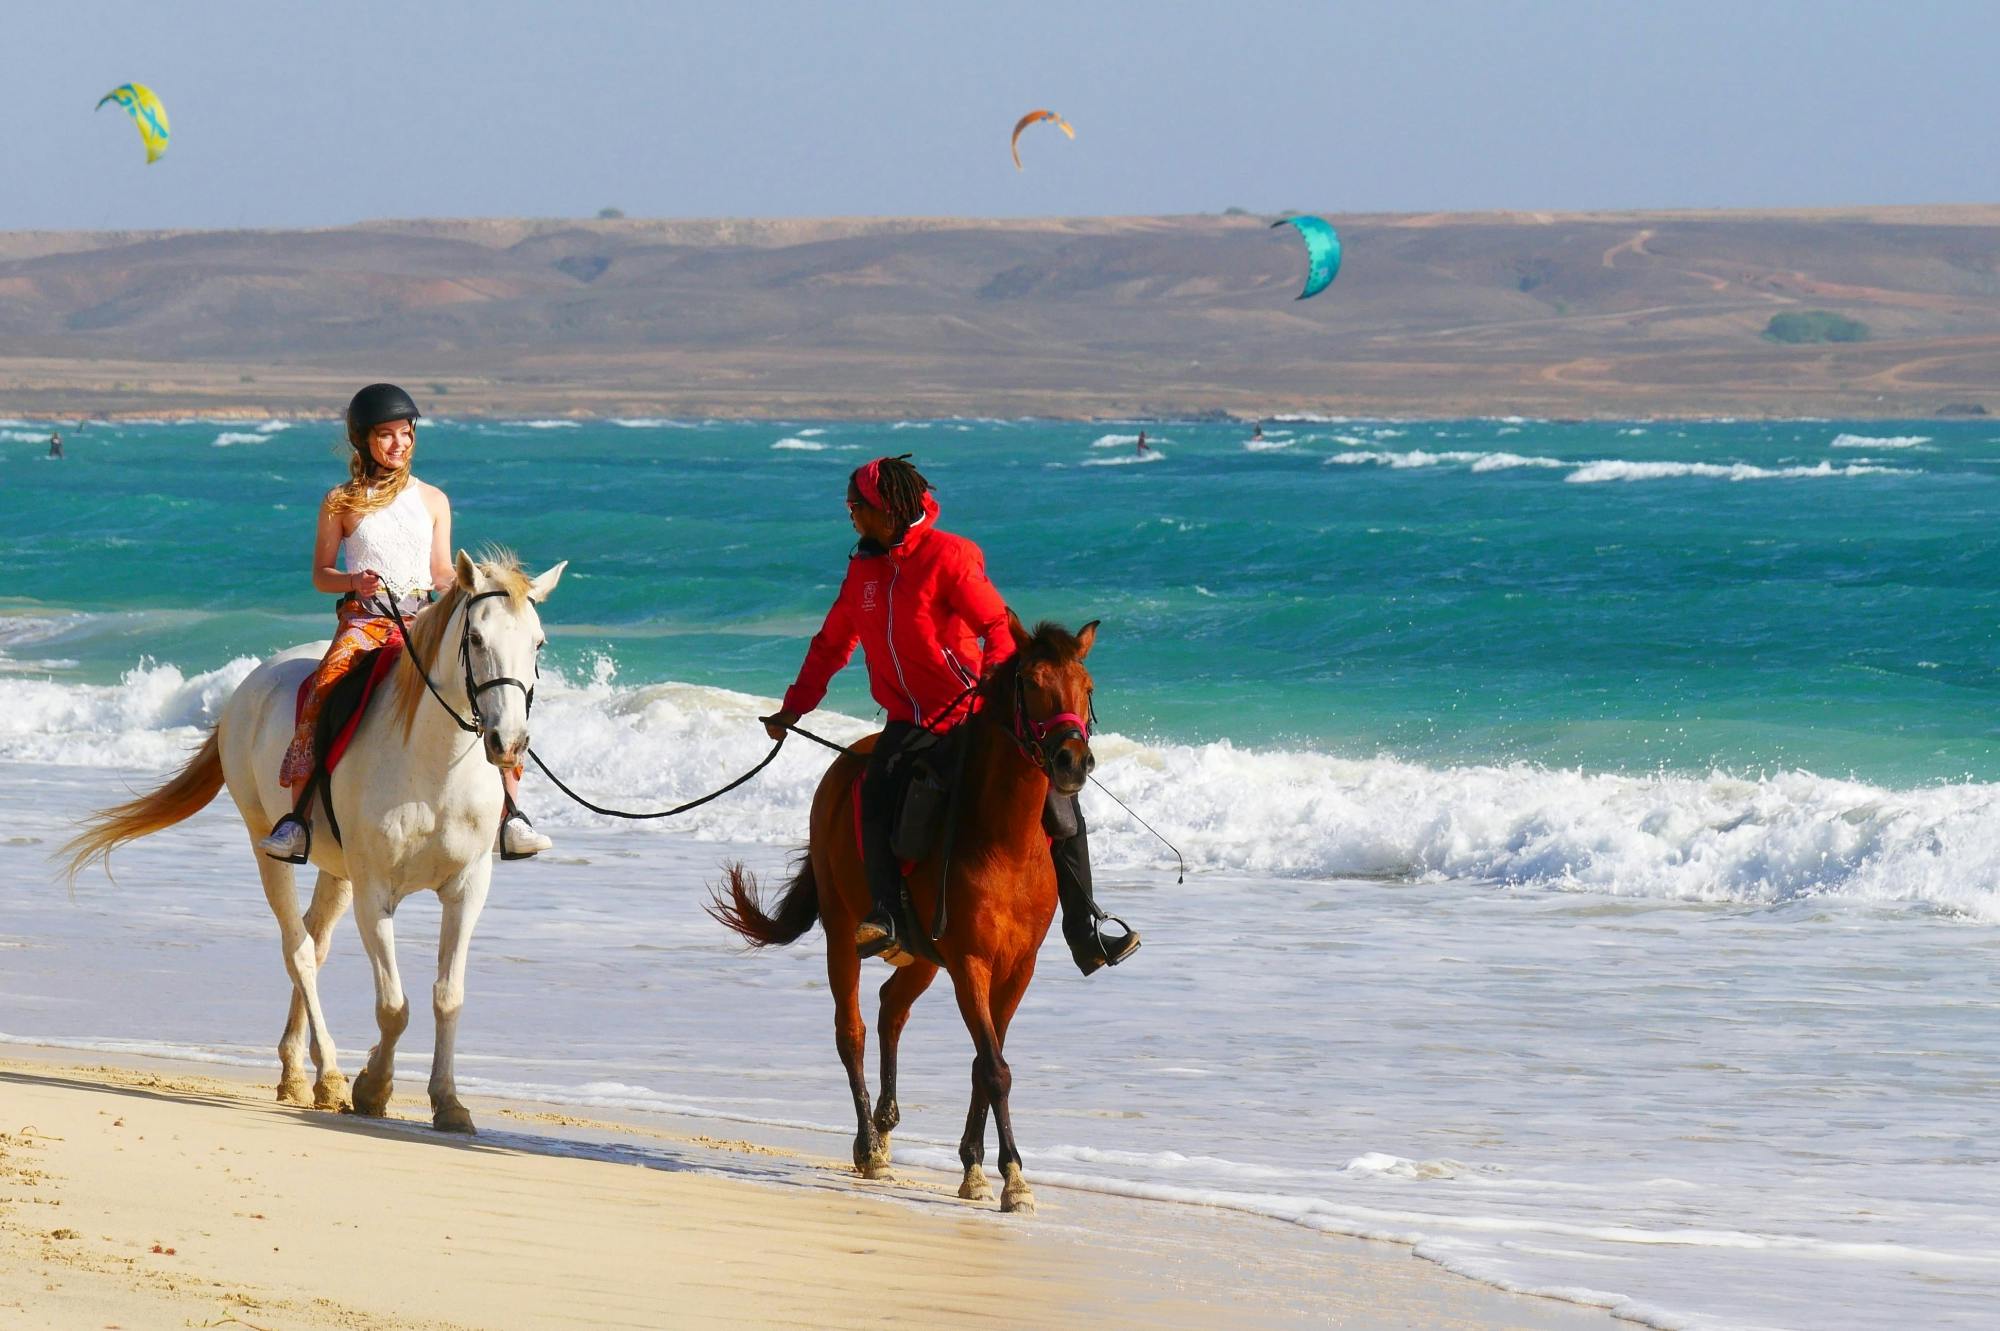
left=345, top=383, right=422, bottom=439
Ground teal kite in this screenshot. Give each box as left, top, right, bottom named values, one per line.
left=96, top=83, right=170, bottom=164
left=1271, top=215, right=1340, bottom=300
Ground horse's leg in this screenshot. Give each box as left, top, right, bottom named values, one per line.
left=989, top=962, right=1038, bottom=1215
left=296, top=872, right=353, bottom=1110
left=348, top=882, right=409, bottom=1118
left=426, top=860, right=491, bottom=1134
left=957, top=1062, right=994, bottom=1202
left=256, top=853, right=342, bottom=1108
left=828, top=939, right=887, bottom=1177
left=872, top=960, right=938, bottom=1164
left=954, top=959, right=1036, bottom=1213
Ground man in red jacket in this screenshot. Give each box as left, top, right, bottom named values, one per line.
left=763, top=455, right=1140, bottom=973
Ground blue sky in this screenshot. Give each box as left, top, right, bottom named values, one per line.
left=5, top=0, right=1993, bottom=229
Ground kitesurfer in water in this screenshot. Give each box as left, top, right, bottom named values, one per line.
left=762, top=454, right=1141, bottom=974
left=1136, top=431, right=1149, bottom=456
left=48, top=431, right=63, bottom=459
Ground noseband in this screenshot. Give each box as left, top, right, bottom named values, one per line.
left=1010, top=673, right=1093, bottom=773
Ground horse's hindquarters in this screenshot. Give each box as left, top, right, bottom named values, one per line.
left=217, top=645, right=326, bottom=845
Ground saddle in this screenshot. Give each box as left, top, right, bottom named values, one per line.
left=292, top=643, right=402, bottom=845
left=850, top=724, right=1070, bottom=964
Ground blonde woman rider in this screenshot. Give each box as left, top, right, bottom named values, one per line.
left=257, top=384, right=552, bottom=862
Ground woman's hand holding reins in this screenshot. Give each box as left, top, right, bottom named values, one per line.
left=351, top=568, right=383, bottom=599
left=763, top=709, right=801, bottom=742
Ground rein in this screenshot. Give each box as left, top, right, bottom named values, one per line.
left=383, top=590, right=532, bottom=738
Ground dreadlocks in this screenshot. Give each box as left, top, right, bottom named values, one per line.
left=850, top=453, right=932, bottom=525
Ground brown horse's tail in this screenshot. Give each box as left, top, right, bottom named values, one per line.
left=61, top=730, right=225, bottom=882
left=707, top=854, right=820, bottom=947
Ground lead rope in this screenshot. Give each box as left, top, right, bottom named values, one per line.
left=1088, top=776, right=1186, bottom=884
left=387, top=592, right=787, bottom=821
left=526, top=740, right=785, bottom=821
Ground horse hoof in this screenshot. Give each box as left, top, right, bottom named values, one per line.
left=958, top=1167, right=994, bottom=1203
left=276, top=1074, right=312, bottom=1106
left=1000, top=1165, right=1034, bottom=1215
left=433, top=1105, right=476, bottom=1134
left=348, top=1069, right=391, bottom=1118
left=314, top=1074, right=352, bottom=1113
left=857, top=1155, right=893, bottom=1180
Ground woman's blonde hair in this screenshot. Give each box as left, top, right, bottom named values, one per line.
left=326, top=418, right=416, bottom=519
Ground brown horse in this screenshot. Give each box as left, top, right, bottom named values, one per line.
left=710, top=612, right=1098, bottom=1214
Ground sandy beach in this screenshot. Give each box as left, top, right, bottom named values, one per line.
left=0, top=1047, right=1623, bottom=1331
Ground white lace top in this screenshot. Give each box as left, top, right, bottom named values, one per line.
left=341, top=482, right=434, bottom=613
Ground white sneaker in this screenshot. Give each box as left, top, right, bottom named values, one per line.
left=499, top=813, right=553, bottom=859
left=259, top=817, right=310, bottom=862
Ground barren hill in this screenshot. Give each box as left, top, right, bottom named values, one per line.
left=3, top=207, right=1998, bottom=418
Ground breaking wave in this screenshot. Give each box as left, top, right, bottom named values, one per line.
left=11, top=646, right=2000, bottom=920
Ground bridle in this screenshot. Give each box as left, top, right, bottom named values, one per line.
left=1009, top=669, right=1095, bottom=774
left=385, top=590, right=538, bottom=738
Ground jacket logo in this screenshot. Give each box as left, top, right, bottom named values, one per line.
left=861, top=579, right=879, bottom=612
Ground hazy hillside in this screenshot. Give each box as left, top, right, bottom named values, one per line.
left=3, top=207, right=1998, bottom=417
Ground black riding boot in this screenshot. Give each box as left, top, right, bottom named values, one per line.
left=1048, top=794, right=1141, bottom=976
left=856, top=723, right=918, bottom=960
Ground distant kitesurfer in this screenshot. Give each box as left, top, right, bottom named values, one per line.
left=1250, top=424, right=1264, bottom=443
left=48, top=431, right=63, bottom=459
left=763, top=454, right=1140, bottom=974
left=1136, top=430, right=1149, bottom=456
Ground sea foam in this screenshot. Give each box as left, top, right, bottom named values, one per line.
left=11, top=651, right=2000, bottom=920
left=1566, top=459, right=1905, bottom=484
left=1830, top=433, right=1930, bottom=449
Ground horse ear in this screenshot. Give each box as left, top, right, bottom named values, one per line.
left=528, top=560, right=567, bottom=603
left=1074, top=620, right=1099, bottom=660
left=1006, top=607, right=1030, bottom=652
left=454, top=549, right=478, bottom=591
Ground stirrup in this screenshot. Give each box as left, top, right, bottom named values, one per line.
left=1069, top=914, right=1140, bottom=976
left=499, top=811, right=552, bottom=861
left=259, top=813, right=312, bottom=865
left=855, top=911, right=914, bottom=967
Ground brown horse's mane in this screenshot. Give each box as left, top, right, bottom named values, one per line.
left=976, top=620, right=1084, bottom=719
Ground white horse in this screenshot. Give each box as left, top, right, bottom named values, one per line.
left=66, top=550, right=564, bottom=1133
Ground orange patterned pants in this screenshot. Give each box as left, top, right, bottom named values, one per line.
left=279, top=602, right=402, bottom=789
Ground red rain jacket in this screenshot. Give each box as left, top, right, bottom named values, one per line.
left=782, top=493, right=1014, bottom=727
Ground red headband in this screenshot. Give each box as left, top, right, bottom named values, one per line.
left=852, top=458, right=887, bottom=510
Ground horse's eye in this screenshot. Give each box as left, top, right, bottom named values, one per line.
left=468, top=631, right=484, bottom=647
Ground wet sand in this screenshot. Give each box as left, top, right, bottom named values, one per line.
left=0, top=1047, right=1622, bottom=1330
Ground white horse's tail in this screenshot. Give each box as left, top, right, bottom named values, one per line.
left=63, top=729, right=225, bottom=881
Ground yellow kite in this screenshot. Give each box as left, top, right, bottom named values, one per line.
left=96, top=83, right=170, bottom=164
left=1010, top=109, right=1074, bottom=171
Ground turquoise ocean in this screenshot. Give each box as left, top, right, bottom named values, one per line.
left=6, top=415, right=2000, bottom=1330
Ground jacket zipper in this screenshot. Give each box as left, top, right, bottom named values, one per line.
left=941, top=646, right=975, bottom=688
left=884, top=562, right=920, bottom=718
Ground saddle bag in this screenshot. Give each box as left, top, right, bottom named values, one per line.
left=890, top=727, right=964, bottom=862
left=896, top=739, right=948, bottom=855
